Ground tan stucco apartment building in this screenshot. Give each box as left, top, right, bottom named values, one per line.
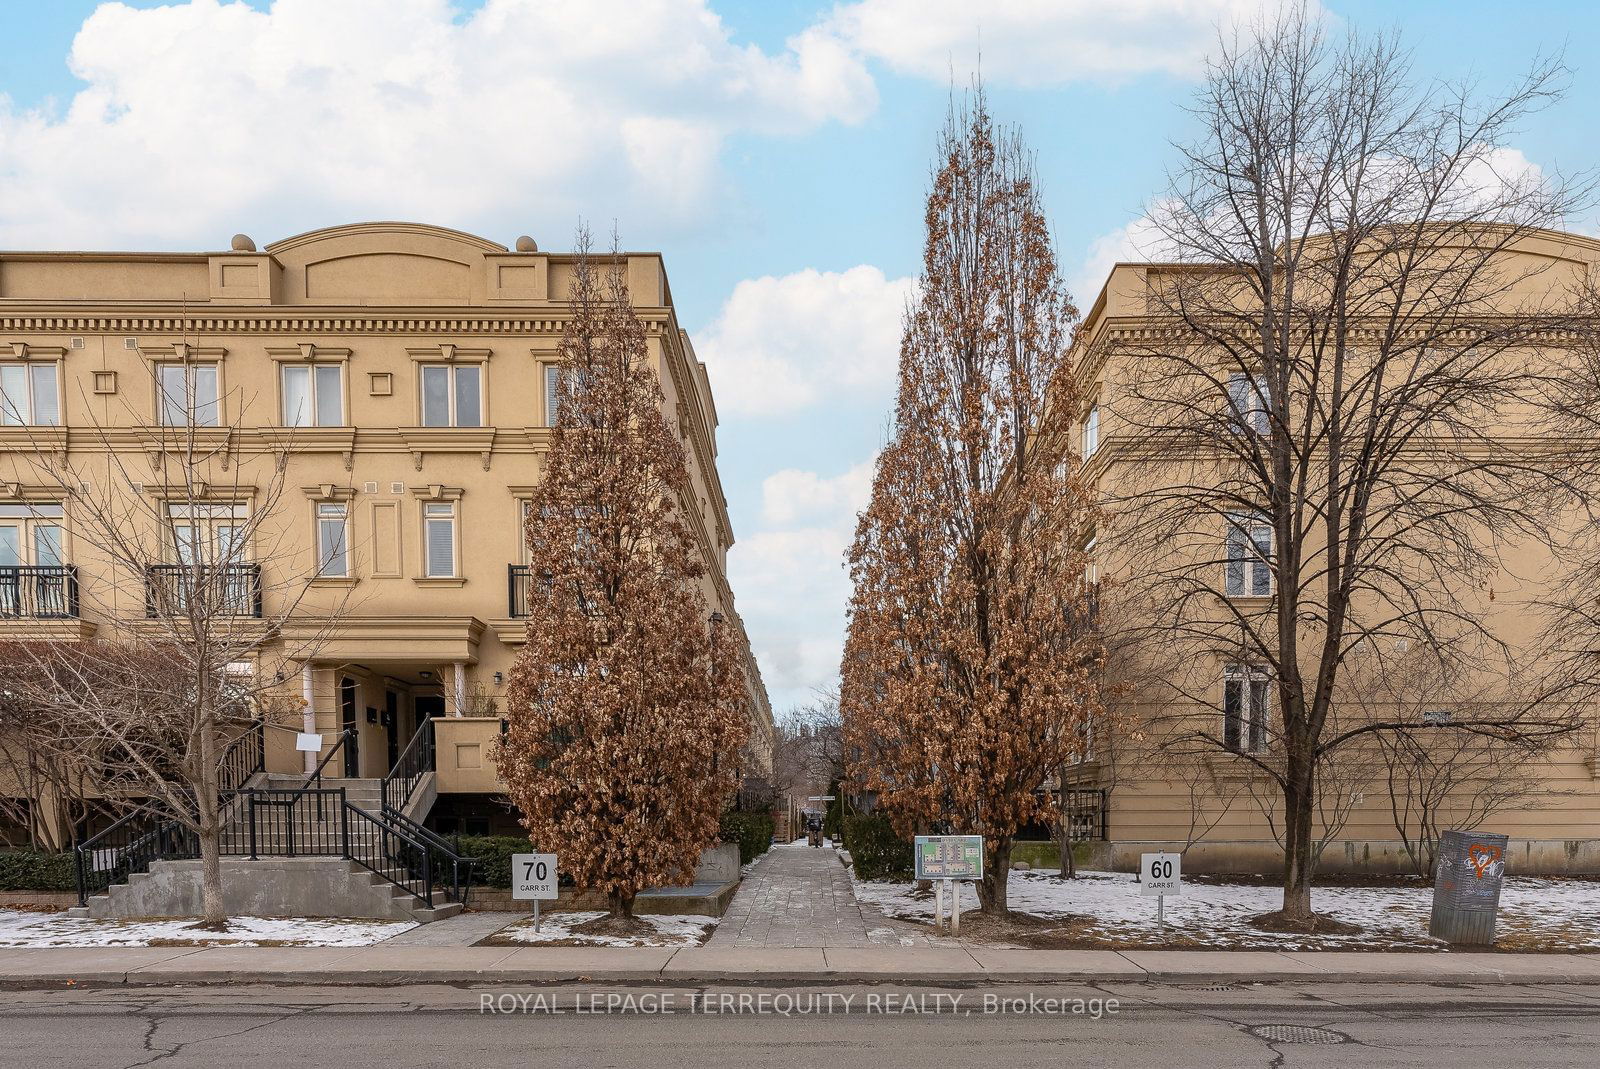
left=0, top=221, right=772, bottom=843
left=1064, top=226, right=1600, bottom=875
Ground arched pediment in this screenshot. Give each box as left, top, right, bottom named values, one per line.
left=264, top=222, right=512, bottom=305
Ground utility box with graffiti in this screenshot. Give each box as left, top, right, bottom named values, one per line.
left=1429, top=830, right=1509, bottom=945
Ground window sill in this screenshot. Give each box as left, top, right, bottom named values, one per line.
left=309, top=576, right=358, bottom=588
left=413, top=576, right=467, bottom=588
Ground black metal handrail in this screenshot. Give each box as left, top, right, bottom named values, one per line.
left=74, top=809, right=195, bottom=906
left=218, top=720, right=266, bottom=796
left=286, top=728, right=352, bottom=821
left=383, top=804, right=476, bottom=907
left=0, top=565, right=79, bottom=619
left=508, top=563, right=532, bottom=617
left=239, top=788, right=348, bottom=858
left=381, top=716, right=434, bottom=814
left=346, top=802, right=436, bottom=908
left=144, top=563, right=263, bottom=618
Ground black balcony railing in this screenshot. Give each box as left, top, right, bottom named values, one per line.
left=145, top=563, right=263, bottom=618
left=0, top=565, right=79, bottom=619
left=508, top=563, right=532, bottom=618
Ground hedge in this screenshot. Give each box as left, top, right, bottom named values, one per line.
left=842, top=814, right=913, bottom=881
left=0, top=850, right=78, bottom=892
left=449, top=835, right=535, bottom=889
left=719, top=810, right=774, bottom=865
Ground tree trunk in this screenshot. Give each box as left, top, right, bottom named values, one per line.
left=608, top=891, right=635, bottom=919
left=194, top=720, right=227, bottom=929
left=198, top=827, right=225, bottom=928
left=978, top=836, right=1012, bottom=915
left=1281, top=765, right=1315, bottom=920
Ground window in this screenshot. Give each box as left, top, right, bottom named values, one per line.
left=1223, top=665, right=1271, bottom=752
left=283, top=364, right=344, bottom=426
left=1082, top=404, right=1100, bottom=457
left=1224, top=513, right=1273, bottom=596
left=0, top=362, right=61, bottom=426
left=1228, top=372, right=1270, bottom=435
left=423, top=502, right=457, bottom=577
left=167, top=503, right=247, bottom=564
left=158, top=363, right=220, bottom=426
left=0, top=503, right=67, bottom=616
left=544, top=364, right=564, bottom=427
left=316, top=503, right=349, bottom=577
left=420, top=364, right=482, bottom=427
left=0, top=503, right=64, bottom=567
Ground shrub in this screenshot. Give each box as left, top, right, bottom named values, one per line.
left=449, top=835, right=535, bottom=889
left=719, top=810, right=774, bottom=865
left=0, top=850, right=78, bottom=892
left=843, top=814, right=913, bottom=881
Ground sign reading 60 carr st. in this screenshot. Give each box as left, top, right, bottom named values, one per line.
left=914, top=835, right=984, bottom=881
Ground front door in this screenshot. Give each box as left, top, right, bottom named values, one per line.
left=340, top=677, right=360, bottom=777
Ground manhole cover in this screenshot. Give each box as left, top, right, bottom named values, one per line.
left=1249, top=1025, right=1348, bottom=1045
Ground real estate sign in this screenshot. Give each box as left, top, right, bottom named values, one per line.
left=914, top=835, right=984, bottom=881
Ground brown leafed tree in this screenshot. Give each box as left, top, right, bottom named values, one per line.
left=841, top=90, right=1105, bottom=916
left=1106, top=5, right=1589, bottom=925
left=498, top=230, right=748, bottom=925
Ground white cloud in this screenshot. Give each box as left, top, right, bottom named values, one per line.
left=0, top=0, right=876, bottom=246
left=730, top=460, right=875, bottom=705
left=760, top=460, right=874, bottom=527
left=695, top=265, right=913, bottom=417
left=823, top=0, right=1279, bottom=88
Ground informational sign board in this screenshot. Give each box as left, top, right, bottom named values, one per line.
left=914, top=835, right=984, bottom=881
left=511, top=853, right=559, bottom=901
left=294, top=732, right=323, bottom=752
left=1140, top=852, right=1182, bottom=897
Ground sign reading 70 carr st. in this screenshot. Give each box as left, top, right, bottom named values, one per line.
left=914, top=835, right=984, bottom=881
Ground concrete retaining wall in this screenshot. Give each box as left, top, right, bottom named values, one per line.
left=1105, top=838, right=1600, bottom=876
left=82, top=857, right=417, bottom=921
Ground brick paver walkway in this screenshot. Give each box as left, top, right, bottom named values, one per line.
left=707, top=841, right=933, bottom=948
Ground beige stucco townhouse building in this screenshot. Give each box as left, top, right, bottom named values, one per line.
left=0, top=221, right=773, bottom=847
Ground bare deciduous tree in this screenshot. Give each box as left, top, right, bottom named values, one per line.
left=1, top=324, right=349, bottom=927
left=1107, top=5, right=1590, bottom=925
left=841, top=89, right=1104, bottom=916
left=498, top=230, right=748, bottom=928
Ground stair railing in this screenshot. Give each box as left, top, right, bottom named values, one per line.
left=381, top=716, right=435, bottom=815
left=382, top=804, right=477, bottom=907
left=73, top=810, right=195, bottom=906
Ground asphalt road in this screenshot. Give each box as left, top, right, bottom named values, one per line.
left=1, top=981, right=1597, bottom=1068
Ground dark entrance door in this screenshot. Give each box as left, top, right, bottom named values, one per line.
left=384, top=691, right=400, bottom=771
left=340, top=677, right=360, bottom=777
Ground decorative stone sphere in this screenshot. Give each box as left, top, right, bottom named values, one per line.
left=230, top=234, right=256, bottom=252
left=514, top=235, right=538, bottom=252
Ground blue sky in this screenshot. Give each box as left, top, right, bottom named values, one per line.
left=1, top=0, right=1596, bottom=713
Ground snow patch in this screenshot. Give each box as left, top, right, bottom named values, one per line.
left=851, top=870, right=1600, bottom=951
left=0, top=910, right=415, bottom=948
left=498, top=911, right=717, bottom=948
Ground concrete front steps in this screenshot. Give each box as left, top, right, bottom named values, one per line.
left=68, top=777, right=463, bottom=924
left=68, top=856, right=462, bottom=923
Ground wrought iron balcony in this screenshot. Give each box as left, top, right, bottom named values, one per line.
left=508, top=563, right=532, bottom=618
left=144, top=563, right=262, bottom=619
left=0, top=565, right=80, bottom=619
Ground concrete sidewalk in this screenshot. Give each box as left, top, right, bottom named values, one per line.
left=2, top=945, right=1599, bottom=987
